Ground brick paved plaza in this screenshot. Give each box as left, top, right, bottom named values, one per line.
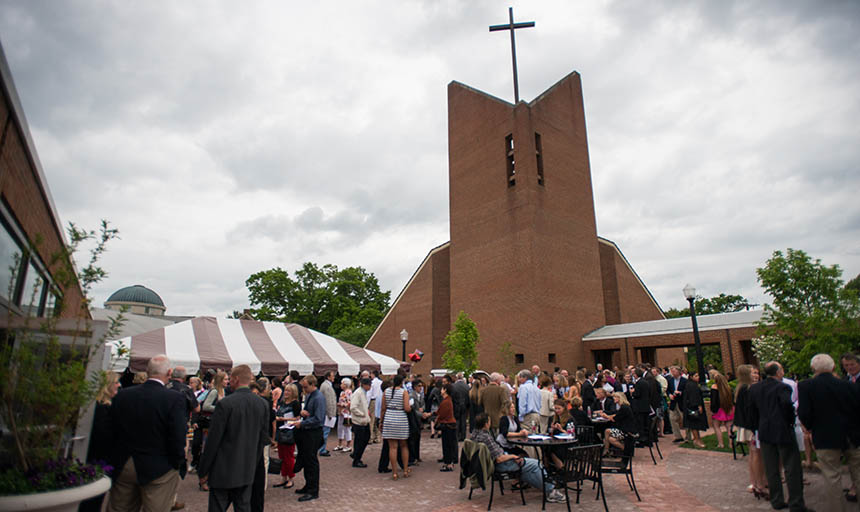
left=174, top=430, right=853, bottom=511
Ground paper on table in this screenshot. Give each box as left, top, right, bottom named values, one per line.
left=324, top=415, right=336, bottom=428
left=527, top=434, right=551, bottom=440
left=279, top=423, right=295, bottom=430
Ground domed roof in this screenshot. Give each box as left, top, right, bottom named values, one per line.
left=105, top=285, right=165, bottom=307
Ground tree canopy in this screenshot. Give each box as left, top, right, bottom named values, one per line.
left=664, top=293, right=751, bottom=318
left=442, top=311, right=480, bottom=375
left=756, top=248, right=860, bottom=375
left=245, top=262, right=390, bottom=347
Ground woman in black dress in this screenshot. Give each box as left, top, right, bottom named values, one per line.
left=683, top=371, right=708, bottom=448
left=598, top=392, right=637, bottom=456
left=80, top=372, right=121, bottom=512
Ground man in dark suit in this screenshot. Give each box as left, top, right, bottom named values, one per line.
left=749, top=361, right=813, bottom=512
left=198, top=365, right=270, bottom=512
left=108, top=355, right=187, bottom=512
left=581, top=371, right=596, bottom=412
left=799, top=353, right=860, bottom=511
left=666, top=366, right=688, bottom=443
left=592, top=388, right=617, bottom=415
left=630, top=368, right=652, bottom=441
left=451, top=373, right=470, bottom=441
left=842, top=352, right=860, bottom=386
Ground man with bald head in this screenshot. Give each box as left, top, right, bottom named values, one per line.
left=109, top=355, right=188, bottom=512
left=199, top=365, right=270, bottom=512
left=749, top=361, right=813, bottom=512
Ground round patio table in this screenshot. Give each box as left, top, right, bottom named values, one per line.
left=508, top=435, right=579, bottom=510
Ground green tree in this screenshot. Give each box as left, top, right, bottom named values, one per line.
left=442, top=311, right=480, bottom=375
left=846, top=273, right=860, bottom=294
left=664, top=293, right=751, bottom=318
left=245, top=262, right=390, bottom=346
left=756, top=248, right=860, bottom=375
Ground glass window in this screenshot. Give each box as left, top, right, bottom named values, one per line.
left=44, top=289, right=59, bottom=318
left=21, top=260, right=45, bottom=316
left=0, top=223, right=24, bottom=303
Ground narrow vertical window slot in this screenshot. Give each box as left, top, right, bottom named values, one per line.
left=535, top=132, right=544, bottom=186
left=505, top=134, right=516, bottom=187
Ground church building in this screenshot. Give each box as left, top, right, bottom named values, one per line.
left=365, top=71, right=670, bottom=375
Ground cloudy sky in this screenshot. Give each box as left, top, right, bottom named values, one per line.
left=1, top=1, right=858, bottom=318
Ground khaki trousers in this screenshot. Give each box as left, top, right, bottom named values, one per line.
left=369, top=399, right=379, bottom=442
left=668, top=407, right=690, bottom=441
left=817, top=446, right=860, bottom=512
left=108, top=459, right=179, bottom=512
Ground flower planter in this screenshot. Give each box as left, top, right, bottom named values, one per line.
left=0, top=476, right=111, bottom=512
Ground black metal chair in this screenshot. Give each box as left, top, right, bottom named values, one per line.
left=559, top=444, right=606, bottom=512
left=575, top=425, right=595, bottom=445
left=464, top=442, right=526, bottom=512
left=599, top=434, right=641, bottom=502
left=646, top=415, right=663, bottom=464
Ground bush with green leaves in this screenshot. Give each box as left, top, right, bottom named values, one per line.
left=441, top=311, right=480, bottom=376
left=0, top=221, right=125, bottom=495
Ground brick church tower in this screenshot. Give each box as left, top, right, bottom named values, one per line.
left=366, top=71, right=663, bottom=374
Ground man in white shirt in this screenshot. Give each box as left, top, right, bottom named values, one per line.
left=368, top=370, right=383, bottom=443
left=349, top=378, right=372, bottom=468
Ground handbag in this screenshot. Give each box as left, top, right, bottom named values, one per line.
left=687, top=408, right=700, bottom=418
left=276, top=426, right=295, bottom=444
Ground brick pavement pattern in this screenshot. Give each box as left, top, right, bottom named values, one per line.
left=172, top=431, right=854, bottom=511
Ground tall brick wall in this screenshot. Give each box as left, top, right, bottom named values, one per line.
left=0, top=91, right=86, bottom=319
left=598, top=239, right=664, bottom=325
left=365, top=244, right=449, bottom=376
left=447, top=72, right=606, bottom=373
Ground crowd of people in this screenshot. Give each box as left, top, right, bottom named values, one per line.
left=86, top=352, right=860, bottom=511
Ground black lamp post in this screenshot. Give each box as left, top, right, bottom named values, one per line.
left=400, top=329, right=408, bottom=362
left=683, top=284, right=707, bottom=391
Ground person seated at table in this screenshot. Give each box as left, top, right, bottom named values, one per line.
left=569, top=396, right=591, bottom=426
left=497, top=401, right=530, bottom=458
left=597, top=392, right=637, bottom=457
left=592, top=388, right=617, bottom=415
left=471, top=413, right=567, bottom=504
left=546, top=399, right=576, bottom=470
left=550, top=399, right=575, bottom=435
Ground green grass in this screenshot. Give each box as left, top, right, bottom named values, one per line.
left=679, top=432, right=735, bottom=453
left=680, top=433, right=818, bottom=461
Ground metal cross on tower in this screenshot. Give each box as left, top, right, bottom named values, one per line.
left=489, top=7, right=535, bottom=103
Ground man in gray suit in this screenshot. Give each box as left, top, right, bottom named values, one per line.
left=198, top=365, right=270, bottom=512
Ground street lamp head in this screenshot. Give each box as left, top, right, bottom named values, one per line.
left=400, top=329, right=408, bottom=342
left=682, top=283, right=696, bottom=300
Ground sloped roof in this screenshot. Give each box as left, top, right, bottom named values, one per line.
left=583, top=309, right=764, bottom=341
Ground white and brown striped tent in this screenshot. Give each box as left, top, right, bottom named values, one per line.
left=107, top=316, right=407, bottom=376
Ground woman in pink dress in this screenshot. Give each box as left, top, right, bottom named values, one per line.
left=709, top=372, right=735, bottom=448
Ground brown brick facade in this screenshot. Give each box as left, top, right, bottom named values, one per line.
left=366, top=72, right=664, bottom=375
left=583, top=326, right=758, bottom=375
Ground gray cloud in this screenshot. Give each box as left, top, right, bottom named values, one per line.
left=0, top=1, right=857, bottom=318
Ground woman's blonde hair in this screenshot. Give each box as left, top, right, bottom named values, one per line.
left=735, top=365, right=752, bottom=400
left=283, top=382, right=298, bottom=402
left=213, top=370, right=227, bottom=397
left=96, top=372, right=120, bottom=405
left=132, top=371, right=147, bottom=385
left=469, top=378, right=483, bottom=401
left=613, top=392, right=630, bottom=407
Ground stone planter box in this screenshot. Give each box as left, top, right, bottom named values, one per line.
left=0, top=476, right=110, bottom=512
